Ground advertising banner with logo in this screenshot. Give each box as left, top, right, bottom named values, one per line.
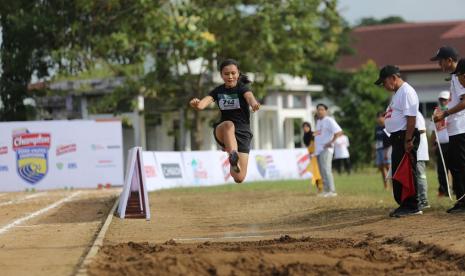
left=247, top=149, right=302, bottom=182
left=182, top=151, right=235, bottom=186
left=142, top=148, right=312, bottom=191
left=0, top=120, right=123, bottom=192
left=141, top=151, right=160, bottom=190
left=149, top=151, right=188, bottom=189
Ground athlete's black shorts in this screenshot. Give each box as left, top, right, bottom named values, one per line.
left=213, top=122, right=253, bottom=154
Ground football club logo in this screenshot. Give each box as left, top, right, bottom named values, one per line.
left=12, top=130, right=51, bottom=185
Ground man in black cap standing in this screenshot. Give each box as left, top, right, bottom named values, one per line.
left=433, top=47, right=465, bottom=213
left=375, top=65, right=421, bottom=217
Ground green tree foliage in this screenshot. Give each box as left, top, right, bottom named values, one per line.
left=0, top=0, right=67, bottom=120
left=86, top=0, right=349, bottom=149
left=333, top=61, right=389, bottom=166
left=1, top=0, right=348, bottom=149
left=0, top=0, right=165, bottom=121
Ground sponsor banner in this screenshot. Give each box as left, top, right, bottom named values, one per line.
left=142, top=148, right=312, bottom=191
left=182, top=151, right=231, bottom=186
left=247, top=149, right=302, bottom=181
left=56, top=144, right=77, bottom=156
left=141, top=151, right=163, bottom=191
left=0, top=146, right=8, bottom=155
left=296, top=150, right=313, bottom=179
left=0, top=120, right=123, bottom=192
left=151, top=151, right=187, bottom=189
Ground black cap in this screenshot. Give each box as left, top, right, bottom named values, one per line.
left=374, top=65, right=400, bottom=85
left=430, top=46, right=459, bottom=61
left=451, top=58, right=465, bottom=75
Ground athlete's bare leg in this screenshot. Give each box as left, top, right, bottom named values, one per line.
left=230, top=152, right=249, bottom=183
left=215, top=121, right=238, bottom=153
left=215, top=121, right=249, bottom=183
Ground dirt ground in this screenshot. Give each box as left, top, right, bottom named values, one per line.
left=88, top=185, right=465, bottom=276
left=0, top=189, right=117, bottom=276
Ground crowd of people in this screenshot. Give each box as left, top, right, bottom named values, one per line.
left=301, top=45, right=465, bottom=218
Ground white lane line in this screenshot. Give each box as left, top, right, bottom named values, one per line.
left=76, top=196, right=119, bottom=276
left=0, top=191, right=82, bottom=235
left=174, top=235, right=266, bottom=242
left=0, top=192, right=48, bottom=207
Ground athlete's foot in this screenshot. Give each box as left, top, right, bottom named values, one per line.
left=229, top=150, right=241, bottom=173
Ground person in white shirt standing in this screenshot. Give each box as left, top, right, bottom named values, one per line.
left=432, top=47, right=465, bottom=213
left=333, top=134, right=351, bottom=175
left=431, top=91, right=451, bottom=197
left=314, top=103, right=343, bottom=197
left=416, top=112, right=430, bottom=210
left=375, top=65, right=421, bottom=217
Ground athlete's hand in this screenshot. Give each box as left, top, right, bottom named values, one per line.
left=251, top=103, right=260, bottom=112
left=190, top=98, right=201, bottom=110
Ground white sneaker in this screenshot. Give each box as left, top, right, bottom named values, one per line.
left=317, top=192, right=327, bottom=197
left=324, top=192, right=338, bottom=197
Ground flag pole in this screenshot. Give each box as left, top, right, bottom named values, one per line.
left=431, top=116, right=453, bottom=201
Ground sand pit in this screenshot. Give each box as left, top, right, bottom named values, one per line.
left=88, top=235, right=465, bottom=275
left=86, top=174, right=465, bottom=275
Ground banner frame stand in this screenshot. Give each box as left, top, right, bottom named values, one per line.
left=117, top=147, right=150, bottom=220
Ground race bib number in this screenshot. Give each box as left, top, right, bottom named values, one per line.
left=218, top=94, right=240, bottom=110
left=375, top=140, right=383, bottom=149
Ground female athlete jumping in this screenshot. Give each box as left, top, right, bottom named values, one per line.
left=190, top=59, right=260, bottom=183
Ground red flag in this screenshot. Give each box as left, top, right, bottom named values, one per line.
left=392, top=153, right=416, bottom=202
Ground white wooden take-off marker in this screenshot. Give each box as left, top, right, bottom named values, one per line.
left=117, top=147, right=150, bottom=220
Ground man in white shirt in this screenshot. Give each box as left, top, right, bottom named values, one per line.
left=333, top=134, right=351, bottom=174
left=314, top=103, right=343, bottom=197
left=431, top=91, right=451, bottom=197
left=375, top=65, right=421, bottom=217
left=432, top=47, right=465, bottom=213
left=416, top=112, right=430, bottom=210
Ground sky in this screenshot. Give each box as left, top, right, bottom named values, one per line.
left=338, top=0, right=465, bottom=25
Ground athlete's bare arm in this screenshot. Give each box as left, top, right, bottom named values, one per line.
left=190, top=96, right=214, bottom=111
left=244, top=91, right=260, bottom=112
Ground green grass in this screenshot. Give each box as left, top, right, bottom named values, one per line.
left=155, top=168, right=453, bottom=210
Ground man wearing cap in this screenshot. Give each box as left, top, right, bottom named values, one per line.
left=432, top=47, right=465, bottom=213
left=454, top=59, right=465, bottom=88
left=375, top=65, right=421, bottom=217
left=431, top=91, right=451, bottom=197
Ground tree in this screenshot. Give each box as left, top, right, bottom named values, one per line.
left=1, top=0, right=348, bottom=150
left=333, top=61, right=389, bottom=166
left=0, top=0, right=165, bottom=121
left=125, top=0, right=348, bottom=149
left=0, top=0, right=65, bottom=121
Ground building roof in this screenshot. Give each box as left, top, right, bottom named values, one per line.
left=336, top=20, right=465, bottom=72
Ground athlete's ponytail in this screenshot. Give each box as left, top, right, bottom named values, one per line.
left=219, top=58, right=251, bottom=85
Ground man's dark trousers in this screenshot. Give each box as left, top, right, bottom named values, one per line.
left=390, top=129, right=420, bottom=209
